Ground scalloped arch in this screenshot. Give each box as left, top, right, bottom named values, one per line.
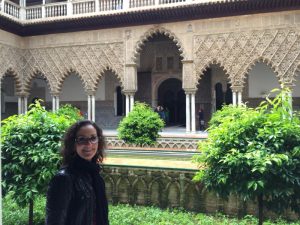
left=57, top=68, right=88, bottom=94
left=1, top=68, right=23, bottom=94
left=23, top=70, right=54, bottom=95
left=196, top=59, right=232, bottom=85
left=95, top=66, right=124, bottom=91
left=132, top=27, right=187, bottom=63
left=240, top=57, right=280, bottom=87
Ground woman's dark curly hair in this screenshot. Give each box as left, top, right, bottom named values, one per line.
left=61, top=120, right=106, bottom=166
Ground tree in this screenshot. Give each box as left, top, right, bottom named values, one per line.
left=118, top=102, right=164, bottom=146
left=193, top=88, right=300, bottom=225
left=1, top=102, right=83, bottom=225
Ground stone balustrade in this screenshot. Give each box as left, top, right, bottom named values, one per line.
left=0, top=0, right=224, bottom=21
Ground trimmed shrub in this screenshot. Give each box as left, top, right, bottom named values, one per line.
left=117, top=102, right=164, bottom=146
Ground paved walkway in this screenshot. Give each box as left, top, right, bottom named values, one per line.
left=103, top=157, right=199, bottom=170
left=103, top=127, right=208, bottom=138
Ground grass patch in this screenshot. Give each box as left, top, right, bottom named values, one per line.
left=3, top=193, right=300, bottom=225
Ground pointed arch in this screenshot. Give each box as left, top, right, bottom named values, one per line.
left=1, top=68, right=22, bottom=94
left=132, top=27, right=187, bottom=63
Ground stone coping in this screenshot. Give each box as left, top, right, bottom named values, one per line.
left=103, top=157, right=199, bottom=170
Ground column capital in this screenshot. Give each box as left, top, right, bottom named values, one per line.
left=181, top=59, right=193, bottom=64
left=16, top=92, right=29, bottom=98
left=184, top=89, right=197, bottom=95
left=280, top=82, right=294, bottom=90
left=86, top=90, right=96, bottom=96
left=122, top=90, right=136, bottom=95
left=50, top=91, right=60, bottom=97
left=231, top=85, right=243, bottom=92
left=125, top=63, right=138, bottom=67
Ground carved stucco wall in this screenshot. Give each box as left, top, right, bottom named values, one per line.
left=0, top=42, right=125, bottom=95
left=0, top=44, right=24, bottom=94
left=194, top=28, right=300, bottom=90
left=2, top=18, right=300, bottom=97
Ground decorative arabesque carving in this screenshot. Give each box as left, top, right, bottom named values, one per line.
left=132, top=27, right=187, bottom=63
left=23, top=43, right=124, bottom=93
left=0, top=44, right=24, bottom=94
left=0, top=42, right=124, bottom=95
left=194, top=29, right=300, bottom=89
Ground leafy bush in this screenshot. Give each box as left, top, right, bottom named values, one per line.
left=117, top=102, right=164, bottom=146
left=3, top=195, right=300, bottom=225
left=1, top=102, right=82, bottom=224
left=56, top=103, right=83, bottom=120
left=193, top=88, right=300, bottom=225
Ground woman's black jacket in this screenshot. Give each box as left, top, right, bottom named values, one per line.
left=45, top=165, right=107, bottom=225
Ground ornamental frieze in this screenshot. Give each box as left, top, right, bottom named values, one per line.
left=193, top=28, right=300, bottom=89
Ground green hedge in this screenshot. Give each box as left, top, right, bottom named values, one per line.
left=3, top=194, right=300, bottom=225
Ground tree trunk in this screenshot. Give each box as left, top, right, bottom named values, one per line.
left=258, top=194, right=264, bottom=225
left=28, top=198, right=34, bottom=225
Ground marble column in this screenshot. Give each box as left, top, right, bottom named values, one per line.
left=125, top=94, right=130, bottom=116
left=130, top=94, right=134, bottom=112
left=237, top=91, right=242, bottom=105
left=185, top=92, right=191, bottom=132
left=191, top=92, right=196, bottom=133
left=232, top=92, right=237, bottom=106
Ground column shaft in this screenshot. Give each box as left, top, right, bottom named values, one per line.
left=232, top=92, right=237, bottom=106
left=186, top=93, right=191, bottom=132
left=237, top=92, right=242, bottom=105
left=125, top=94, right=130, bottom=116
left=114, top=91, right=117, bottom=116
left=24, top=97, right=27, bottom=113
left=91, top=95, right=95, bottom=122
left=130, top=94, right=134, bottom=112
left=191, top=93, right=196, bottom=132
left=52, top=96, right=56, bottom=112
left=18, top=97, right=22, bottom=114
left=87, top=95, right=91, bottom=120
left=56, top=96, right=60, bottom=111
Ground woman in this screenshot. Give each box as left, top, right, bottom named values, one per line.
left=46, top=120, right=109, bottom=225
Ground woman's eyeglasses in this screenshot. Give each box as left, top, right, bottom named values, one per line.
left=75, top=136, right=99, bottom=145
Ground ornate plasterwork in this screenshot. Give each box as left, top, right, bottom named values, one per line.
left=0, top=42, right=125, bottom=95
left=193, top=28, right=300, bottom=89
left=132, top=26, right=187, bottom=63
left=23, top=43, right=125, bottom=94
left=0, top=44, right=24, bottom=94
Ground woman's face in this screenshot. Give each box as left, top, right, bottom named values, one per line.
left=75, top=125, right=98, bottom=161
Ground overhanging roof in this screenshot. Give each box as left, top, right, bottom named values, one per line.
left=1, top=0, right=300, bottom=36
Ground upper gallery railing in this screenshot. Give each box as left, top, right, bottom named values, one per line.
left=0, top=0, right=222, bottom=21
